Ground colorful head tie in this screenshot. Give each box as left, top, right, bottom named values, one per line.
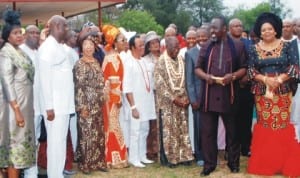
left=102, top=24, right=120, bottom=51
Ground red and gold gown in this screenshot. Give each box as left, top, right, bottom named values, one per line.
left=102, top=53, right=128, bottom=168
left=247, top=41, right=300, bottom=177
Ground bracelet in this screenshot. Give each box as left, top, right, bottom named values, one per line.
left=130, top=105, right=136, bottom=110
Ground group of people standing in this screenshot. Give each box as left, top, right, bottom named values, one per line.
left=2, top=7, right=300, bottom=178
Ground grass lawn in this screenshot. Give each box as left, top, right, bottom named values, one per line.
left=69, top=153, right=285, bottom=178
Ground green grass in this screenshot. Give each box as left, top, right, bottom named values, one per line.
left=70, top=154, right=286, bottom=178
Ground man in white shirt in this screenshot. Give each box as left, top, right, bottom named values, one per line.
left=20, top=25, right=41, bottom=178
left=37, top=15, right=73, bottom=178
left=123, top=35, right=156, bottom=168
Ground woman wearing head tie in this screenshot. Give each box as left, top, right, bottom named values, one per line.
left=247, top=12, right=300, bottom=177
left=101, top=24, right=129, bottom=169
left=0, top=10, right=35, bottom=178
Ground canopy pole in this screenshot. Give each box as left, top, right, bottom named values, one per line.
left=98, top=1, right=102, bottom=28
left=13, top=2, right=16, bottom=10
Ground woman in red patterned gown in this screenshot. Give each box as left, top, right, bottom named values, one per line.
left=102, top=25, right=128, bottom=168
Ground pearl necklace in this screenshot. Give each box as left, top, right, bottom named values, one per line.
left=163, top=52, right=185, bottom=92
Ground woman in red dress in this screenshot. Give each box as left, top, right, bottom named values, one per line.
left=102, top=25, right=128, bottom=168
left=247, top=12, right=300, bottom=177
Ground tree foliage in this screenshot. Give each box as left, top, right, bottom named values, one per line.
left=114, top=10, right=164, bottom=35
left=180, top=0, right=224, bottom=26
left=231, top=3, right=271, bottom=31
left=122, top=0, right=189, bottom=33
left=231, top=1, right=291, bottom=31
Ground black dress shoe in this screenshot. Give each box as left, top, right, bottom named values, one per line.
left=99, top=167, right=109, bottom=172
left=229, top=166, right=240, bottom=173
left=200, top=167, right=215, bottom=176
left=166, top=163, right=177, bottom=168
left=181, top=161, right=192, bottom=166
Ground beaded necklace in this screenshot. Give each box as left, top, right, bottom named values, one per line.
left=163, top=52, right=185, bottom=91
left=136, top=59, right=151, bottom=93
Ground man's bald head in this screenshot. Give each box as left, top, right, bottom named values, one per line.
left=165, top=36, right=179, bottom=59
left=48, top=15, right=68, bottom=43
left=164, top=27, right=176, bottom=38
left=24, top=25, right=40, bottom=49
left=25, top=25, right=39, bottom=32
left=229, top=18, right=243, bottom=39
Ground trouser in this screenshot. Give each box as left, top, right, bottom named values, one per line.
left=146, top=119, right=158, bottom=157
left=119, top=96, right=130, bottom=147
left=200, top=111, right=240, bottom=169
left=24, top=115, right=42, bottom=178
left=236, top=88, right=254, bottom=155
left=188, top=106, right=194, bottom=152
left=129, top=118, right=149, bottom=163
left=45, top=114, right=69, bottom=178
left=192, top=109, right=204, bottom=161
left=69, top=113, right=77, bottom=153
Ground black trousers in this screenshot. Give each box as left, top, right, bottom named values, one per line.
left=200, top=111, right=240, bottom=169
left=236, top=87, right=254, bottom=155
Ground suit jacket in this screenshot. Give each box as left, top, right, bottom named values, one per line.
left=185, top=46, right=202, bottom=105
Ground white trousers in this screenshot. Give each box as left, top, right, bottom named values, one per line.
left=45, top=114, right=69, bottom=178
left=24, top=115, right=42, bottom=178
left=128, top=118, right=149, bottom=163
left=119, top=98, right=131, bottom=147
left=69, top=113, right=77, bottom=153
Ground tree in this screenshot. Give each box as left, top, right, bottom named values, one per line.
left=231, top=2, right=291, bottom=31
left=269, top=0, right=292, bottom=18
left=180, top=0, right=224, bottom=26
left=114, top=10, right=164, bottom=35
left=122, top=0, right=185, bottom=32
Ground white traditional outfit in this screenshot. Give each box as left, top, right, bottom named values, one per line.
left=123, top=51, right=156, bottom=167
left=37, top=35, right=75, bottom=178
left=119, top=51, right=131, bottom=147
left=63, top=43, right=79, bottom=153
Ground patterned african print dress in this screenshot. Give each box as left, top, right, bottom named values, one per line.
left=74, top=59, right=107, bottom=172
left=247, top=41, right=300, bottom=177
left=102, top=53, right=128, bottom=168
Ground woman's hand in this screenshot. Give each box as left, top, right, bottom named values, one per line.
left=80, top=109, right=89, bottom=119
left=264, top=76, right=281, bottom=91
left=15, top=110, right=25, bottom=128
